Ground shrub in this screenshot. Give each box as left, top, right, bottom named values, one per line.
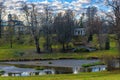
left=82, top=62, right=105, bottom=68
left=74, top=48, right=89, bottom=52
left=35, top=66, right=45, bottom=70
left=13, top=51, right=25, bottom=57
left=48, top=62, right=52, bottom=64
left=0, top=70, right=5, bottom=75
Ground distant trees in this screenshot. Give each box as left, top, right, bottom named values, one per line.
left=93, top=16, right=110, bottom=50
left=0, top=1, right=117, bottom=54
left=42, top=6, right=54, bottom=52
left=22, top=3, right=42, bottom=53
left=86, top=6, right=97, bottom=42
left=94, top=17, right=104, bottom=50
left=105, top=0, right=120, bottom=67
left=8, top=14, right=14, bottom=48
left=21, top=2, right=76, bottom=53
left=106, top=0, right=120, bottom=49
left=54, top=10, right=74, bottom=52
left=107, top=0, right=120, bottom=50
left=0, top=2, right=5, bottom=38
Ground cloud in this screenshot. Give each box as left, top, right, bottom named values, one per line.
left=1, top=0, right=91, bottom=14
left=1, top=0, right=91, bottom=20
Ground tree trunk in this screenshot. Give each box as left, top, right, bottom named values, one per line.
left=0, top=24, right=1, bottom=38
left=105, top=37, right=110, bottom=50
left=10, top=38, right=12, bottom=48
left=34, top=37, right=41, bottom=53
left=46, top=33, right=49, bottom=52
left=88, top=34, right=93, bottom=42
left=36, top=45, right=40, bottom=53
left=0, top=15, right=2, bottom=38
left=118, top=39, right=120, bottom=68
left=66, top=43, right=69, bottom=49
left=62, top=43, right=65, bottom=52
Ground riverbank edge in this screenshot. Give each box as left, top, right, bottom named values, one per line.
left=0, top=57, right=100, bottom=62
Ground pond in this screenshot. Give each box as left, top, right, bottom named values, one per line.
left=2, top=59, right=100, bottom=67
left=0, top=59, right=107, bottom=76
left=0, top=65, right=55, bottom=77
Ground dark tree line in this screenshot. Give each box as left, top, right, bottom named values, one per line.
left=54, top=10, right=74, bottom=52
left=0, top=1, right=119, bottom=55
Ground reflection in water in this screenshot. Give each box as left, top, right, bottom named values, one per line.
left=0, top=60, right=107, bottom=76
left=0, top=65, right=55, bottom=77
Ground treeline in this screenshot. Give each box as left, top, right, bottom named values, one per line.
left=0, top=1, right=119, bottom=54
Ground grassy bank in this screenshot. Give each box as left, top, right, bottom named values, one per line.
left=0, top=44, right=118, bottom=61
left=0, top=34, right=118, bottom=61
left=0, top=48, right=118, bottom=61
left=0, top=71, right=120, bottom=80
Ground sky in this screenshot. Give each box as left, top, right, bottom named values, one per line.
left=0, top=0, right=111, bottom=20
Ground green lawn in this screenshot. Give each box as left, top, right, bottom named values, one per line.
left=0, top=71, right=120, bottom=80
left=0, top=34, right=119, bottom=61
left=0, top=43, right=118, bottom=60
left=0, top=49, right=118, bottom=60
left=0, top=35, right=119, bottom=80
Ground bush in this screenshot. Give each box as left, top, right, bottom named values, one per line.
left=74, top=48, right=89, bottom=52
left=0, top=70, right=5, bottom=75
left=24, top=36, right=34, bottom=45
left=82, top=62, right=105, bottom=68
left=48, top=62, right=52, bottom=64
left=35, top=66, right=45, bottom=70
left=16, top=39, right=25, bottom=44
left=13, top=51, right=25, bottom=57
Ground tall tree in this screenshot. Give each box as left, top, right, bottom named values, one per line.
left=106, top=0, right=120, bottom=50
left=54, top=10, right=74, bottom=52
left=8, top=14, right=14, bottom=48
left=86, top=6, right=97, bottom=42
left=106, top=0, right=120, bottom=46
left=22, top=3, right=43, bottom=53
left=106, top=0, right=120, bottom=67
left=0, top=2, right=5, bottom=38
left=94, top=16, right=105, bottom=50
left=42, top=6, right=54, bottom=52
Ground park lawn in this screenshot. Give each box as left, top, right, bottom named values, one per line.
left=0, top=71, right=120, bottom=80
left=0, top=45, right=119, bottom=60
left=0, top=49, right=118, bottom=60
left=0, top=34, right=119, bottom=60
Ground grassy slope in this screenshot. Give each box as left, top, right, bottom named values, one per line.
left=0, top=43, right=118, bottom=60
left=0, top=35, right=118, bottom=60
left=0, top=71, right=120, bottom=80
left=0, top=49, right=118, bottom=60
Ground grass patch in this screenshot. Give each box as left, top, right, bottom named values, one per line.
left=82, top=62, right=105, bottom=68
left=0, top=34, right=118, bottom=61
left=0, top=48, right=118, bottom=61
left=0, top=71, right=120, bottom=80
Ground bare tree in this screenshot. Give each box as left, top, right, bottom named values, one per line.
left=0, top=2, right=5, bottom=38
left=54, top=10, right=74, bottom=52
left=94, top=16, right=109, bottom=50
left=106, top=0, right=120, bottom=48
left=105, top=0, right=120, bottom=67
left=22, top=3, right=43, bottom=53
left=86, top=6, right=97, bottom=42
left=42, top=6, right=54, bottom=53
left=7, top=14, right=14, bottom=48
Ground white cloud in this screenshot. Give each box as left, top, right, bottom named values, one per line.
left=1, top=0, right=90, bottom=13
left=78, top=0, right=90, bottom=3
left=1, top=0, right=91, bottom=20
